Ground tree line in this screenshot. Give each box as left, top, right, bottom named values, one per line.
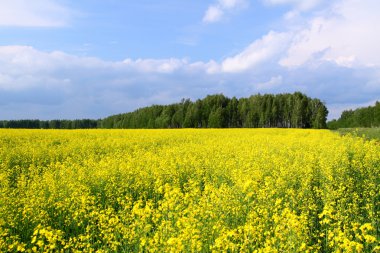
left=0, top=119, right=99, bottom=129
left=100, top=92, right=328, bottom=129
left=0, top=92, right=328, bottom=129
left=327, top=101, right=380, bottom=129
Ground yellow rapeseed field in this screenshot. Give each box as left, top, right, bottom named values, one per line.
left=0, top=129, right=379, bottom=252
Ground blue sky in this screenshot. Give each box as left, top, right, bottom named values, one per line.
left=0, top=0, right=379, bottom=120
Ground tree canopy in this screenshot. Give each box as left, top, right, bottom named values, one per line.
left=100, top=92, right=328, bottom=129
left=328, top=101, right=380, bottom=129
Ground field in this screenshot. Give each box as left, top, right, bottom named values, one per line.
left=0, top=129, right=379, bottom=252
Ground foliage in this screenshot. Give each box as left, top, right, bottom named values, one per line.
left=0, top=119, right=99, bottom=129
left=0, top=129, right=379, bottom=252
left=100, top=92, right=328, bottom=129
left=328, top=101, right=380, bottom=129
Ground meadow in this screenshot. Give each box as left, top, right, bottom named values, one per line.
left=0, top=129, right=379, bottom=252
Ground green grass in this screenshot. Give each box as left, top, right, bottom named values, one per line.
left=335, top=128, right=380, bottom=141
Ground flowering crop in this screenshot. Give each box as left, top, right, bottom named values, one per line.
left=0, top=129, right=379, bottom=252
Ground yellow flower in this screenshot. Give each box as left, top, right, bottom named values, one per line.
left=0, top=128, right=379, bottom=252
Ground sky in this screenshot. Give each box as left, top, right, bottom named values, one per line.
left=0, top=0, right=379, bottom=120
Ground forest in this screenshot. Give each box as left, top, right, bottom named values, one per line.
left=0, top=92, right=328, bottom=129
left=100, top=92, right=328, bottom=129
left=327, top=101, right=380, bottom=129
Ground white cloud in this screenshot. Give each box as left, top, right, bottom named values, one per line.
left=0, top=0, right=73, bottom=27
left=280, top=0, right=380, bottom=68
left=122, top=58, right=188, bottom=74
left=0, top=43, right=379, bottom=120
left=255, top=75, right=283, bottom=90
left=203, top=6, right=224, bottom=23
left=203, top=0, right=248, bottom=23
left=263, top=0, right=323, bottom=11
left=0, top=46, right=228, bottom=119
left=219, top=0, right=247, bottom=9
left=221, top=31, right=290, bottom=73
left=189, top=60, right=221, bottom=74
